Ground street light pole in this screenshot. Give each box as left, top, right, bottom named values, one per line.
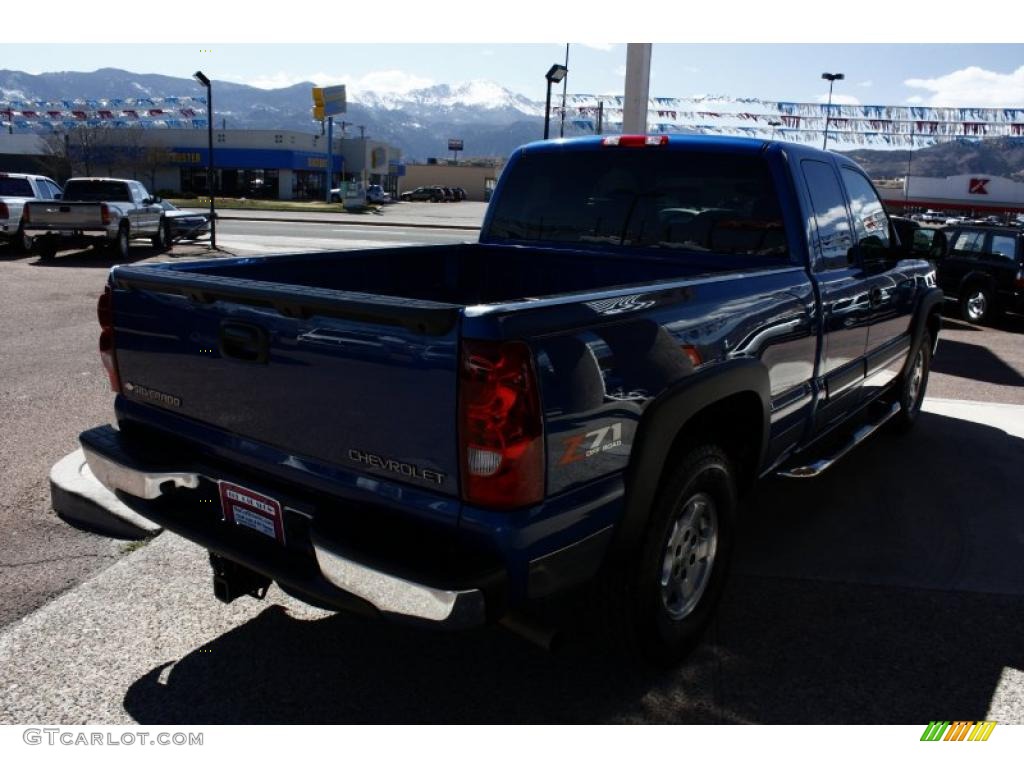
left=194, top=70, right=216, bottom=249
left=768, top=120, right=782, bottom=141
left=543, top=64, right=568, bottom=140
left=821, top=72, right=844, bottom=151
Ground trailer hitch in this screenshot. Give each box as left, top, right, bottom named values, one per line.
left=209, top=553, right=272, bottom=604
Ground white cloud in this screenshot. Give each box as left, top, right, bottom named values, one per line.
left=239, top=69, right=434, bottom=94
left=613, top=65, right=627, bottom=78
left=576, top=43, right=617, bottom=51
left=815, top=93, right=861, bottom=105
left=904, top=65, right=1024, bottom=106
left=906, top=95, right=924, bottom=104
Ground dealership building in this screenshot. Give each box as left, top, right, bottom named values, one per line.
left=0, top=129, right=404, bottom=200
left=880, top=174, right=1024, bottom=215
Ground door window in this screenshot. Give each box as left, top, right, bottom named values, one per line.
left=952, top=230, right=984, bottom=257
left=987, top=234, right=1018, bottom=261
left=801, top=160, right=852, bottom=269
left=840, top=168, right=890, bottom=255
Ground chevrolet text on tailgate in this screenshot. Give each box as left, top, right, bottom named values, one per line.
left=80, top=135, right=942, bottom=662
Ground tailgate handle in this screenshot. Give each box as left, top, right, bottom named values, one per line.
left=219, top=322, right=269, bottom=363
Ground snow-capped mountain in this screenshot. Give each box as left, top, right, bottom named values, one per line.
left=353, top=80, right=544, bottom=120
left=0, top=68, right=545, bottom=161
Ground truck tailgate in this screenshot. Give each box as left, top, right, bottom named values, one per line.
left=109, top=265, right=463, bottom=498
left=26, top=201, right=102, bottom=229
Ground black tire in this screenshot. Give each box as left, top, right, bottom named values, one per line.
left=960, top=283, right=995, bottom=324
left=36, top=237, right=57, bottom=261
left=601, top=444, right=737, bottom=666
left=151, top=219, right=170, bottom=251
left=110, top=224, right=130, bottom=260
left=16, top=223, right=33, bottom=253
left=890, top=330, right=932, bottom=434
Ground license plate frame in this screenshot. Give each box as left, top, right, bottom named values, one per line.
left=218, top=480, right=286, bottom=545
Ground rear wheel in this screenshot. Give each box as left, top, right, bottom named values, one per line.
left=35, top=237, right=57, bottom=261
left=960, top=284, right=994, bottom=324
left=891, top=331, right=932, bottom=434
left=16, top=223, right=33, bottom=253
left=110, top=224, right=130, bottom=260
left=151, top=219, right=170, bottom=251
left=601, top=444, right=737, bottom=666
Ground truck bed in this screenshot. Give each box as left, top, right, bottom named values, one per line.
left=140, top=242, right=748, bottom=306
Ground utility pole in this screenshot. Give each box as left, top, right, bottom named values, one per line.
left=559, top=43, right=570, bottom=138
left=622, top=44, right=652, bottom=134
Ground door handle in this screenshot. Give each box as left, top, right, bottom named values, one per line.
left=219, top=322, right=269, bottom=363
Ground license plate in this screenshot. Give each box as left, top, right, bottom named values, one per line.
left=218, top=481, right=286, bottom=545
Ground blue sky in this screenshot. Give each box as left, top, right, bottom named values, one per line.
left=5, top=43, right=1024, bottom=108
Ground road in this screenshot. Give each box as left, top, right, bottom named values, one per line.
left=211, top=218, right=477, bottom=254
left=1, top=218, right=1022, bottom=723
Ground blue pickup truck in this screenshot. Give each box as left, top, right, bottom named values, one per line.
left=80, top=135, right=942, bottom=662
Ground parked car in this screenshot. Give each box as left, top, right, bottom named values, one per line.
left=24, top=178, right=169, bottom=259
left=0, top=172, right=63, bottom=252
left=400, top=186, right=444, bottom=202
left=159, top=200, right=211, bottom=240
left=79, top=135, right=941, bottom=663
left=453, top=186, right=468, bottom=201
left=366, top=185, right=392, bottom=204
left=890, top=216, right=947, bottom=260
left=936, top=224, right=1024, bottom=323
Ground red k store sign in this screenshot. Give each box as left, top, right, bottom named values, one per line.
left=969, top=178, right=990, bottom=194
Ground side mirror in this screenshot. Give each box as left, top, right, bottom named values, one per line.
left=152, top=195, right=162, bottom=204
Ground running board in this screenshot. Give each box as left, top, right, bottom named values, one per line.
left=777, top=402, right=901, bottom=479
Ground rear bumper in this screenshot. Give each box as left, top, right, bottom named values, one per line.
left=80, top=424, right=487, bottom=628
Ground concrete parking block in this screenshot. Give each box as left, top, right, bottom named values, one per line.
left=50, top=449, right=162, bottom=540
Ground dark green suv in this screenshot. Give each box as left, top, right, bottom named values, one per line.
left=936, top=225, right=1024, bottom=324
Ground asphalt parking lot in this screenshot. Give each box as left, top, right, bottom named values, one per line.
left=1, top=220, right=1022, bottom=724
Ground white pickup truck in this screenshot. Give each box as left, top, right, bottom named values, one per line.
left=24, top=177, right=170, bottom=260
left=0, top=172, right=64, bottom=252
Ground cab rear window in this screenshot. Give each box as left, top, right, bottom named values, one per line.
left=0, top=178, right=34, bottom=197
left=62, top=181, right=132, bottom=202
left=487, top=149, right=789, bottom=262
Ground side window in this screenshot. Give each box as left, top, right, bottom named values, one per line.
left=840, top=167, right=890, bottom=254
left=987, top=234, right=1017, bottom=261
left=801, top=159, right=853, bottom=269
left=33, top=179, right=53, bottom=199
left=45, top=181, right=63, bottom=198
left=952, top=230, right=984, bottom=257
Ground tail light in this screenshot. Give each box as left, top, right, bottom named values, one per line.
left=459, top=340, right=544, bottom=509
left=1016, top=268, right=1024, bottom=289
left=100, top=203, right=111, bottom=226
left=97, top=285, right=121, bottom=393
left=601, top=135, right=669, bottom=147
left=0, top=202, right=8, bottom=219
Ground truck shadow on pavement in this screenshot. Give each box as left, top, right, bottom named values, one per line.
left=122, top=411, right=1024, bottom=724
left=931, top=338, right=1024, bottom=388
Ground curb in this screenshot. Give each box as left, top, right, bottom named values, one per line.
left=198, top=211, right=482, bottom=232
left=49, top=449, right=163, bottom=540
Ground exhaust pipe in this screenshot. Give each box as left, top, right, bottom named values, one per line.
left=499, top=612, right=562, bottom=653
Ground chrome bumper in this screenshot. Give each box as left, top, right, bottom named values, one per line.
left=80, top=432, right=485, bottom=627
left=312, top=533, right=485, bottom=626
left=82, top=442, right=200, bottom=499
